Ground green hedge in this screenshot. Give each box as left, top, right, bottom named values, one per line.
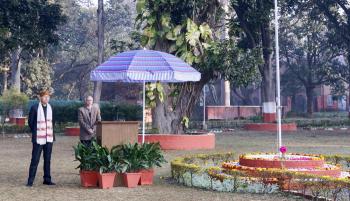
left=27, top=100, right=142, bottom=124
left=0, top=125, right=31, bottom=134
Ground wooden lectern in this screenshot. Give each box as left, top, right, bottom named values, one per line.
left=96, top=121, right=139, bottom=150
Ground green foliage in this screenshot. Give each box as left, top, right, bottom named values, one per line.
left=313, top=1, right=350, bottom=85
left=0, top=89, right=29, bottom=115
left=145, top=82, right=164, bottom=108
left=0, top=124, right=31, bottom=134
left=111, top=143, right=148, bottom=172
left=0, top=0, right=66, bottom=53
left=27, top=100, right=142, bottom=124
left=171, top=152, right=350, bottom=199
left=110, top=31, right=141, bottom=54
left=135, top=0, right=222, bottom=71
left=140, top=142, right=167, bottom=168
left=23, top=58, right=53, bottom=98
left=74, top=140, right=126, bottom=173
left=93, top=142, right=126, bottom=173
left=73, top=141, right=99, bottom=171
left=229, top=0, right=274, bottom=49
left=205, top=40, right=262, bottom=87
left=181, top=116, right=190, bottom=129
left=111, top=142, right=167, bottom=172
left=135, top=0, right=262, bottom=134
left=44, top=0, right=134, bottom=99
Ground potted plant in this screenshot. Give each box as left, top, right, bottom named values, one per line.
left=73, top=141, right=98, bottom=187
left=138, top=142, right=166, bottom=185
left=111, top=143, right=147, bottom=188
left=95, top=143, right=126, bottom=189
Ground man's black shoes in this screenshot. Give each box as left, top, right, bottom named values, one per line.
left=43, top=181, right=56, bottom=185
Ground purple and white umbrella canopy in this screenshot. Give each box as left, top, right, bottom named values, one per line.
left=90, top=50, right=201, bottom=83
left=90, top=50, right=201, bottom=143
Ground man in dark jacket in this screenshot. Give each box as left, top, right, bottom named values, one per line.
left=26, top=90, right=55, bottom=187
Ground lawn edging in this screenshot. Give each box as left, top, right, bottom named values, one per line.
left=170, top=152, right=350, bottom=199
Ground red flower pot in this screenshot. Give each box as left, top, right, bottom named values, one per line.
left=122, top=172, right=141, bottom=188
left=65, top=127, right=80, bottom=136
left=98, top=172, right=116, bottom=189
left=16, top=117, right=26, bottom=127
left=80, top=170, right=98, bottom=187
left=9, top=118, right=16, bottom=124
left=138, top=169, right=154, bottom=185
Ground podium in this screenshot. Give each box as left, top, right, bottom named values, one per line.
left=96, top=121, right=139, bottom=150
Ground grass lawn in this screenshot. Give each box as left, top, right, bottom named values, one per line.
left=0, top=129, right=349, bottom=201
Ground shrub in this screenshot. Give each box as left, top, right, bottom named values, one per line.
left=111, top=143, right=167, bottom=172
left=27, top=100, right=142, bottom=124
left=0, top=89, right=29, bottom=116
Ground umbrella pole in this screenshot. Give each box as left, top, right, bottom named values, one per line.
left=142, top=80, right=146, bottom=143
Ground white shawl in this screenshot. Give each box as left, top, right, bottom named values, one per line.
left=36, top=102, right=53, bottom=145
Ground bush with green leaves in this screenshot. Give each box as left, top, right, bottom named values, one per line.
left=93, top=142, right=126, bottom=174
left=73, top=141, right=99, bottom=171
left=140, top=142, right=167, bottom=169
left=74, top=141, right=127, bottom=173
left=111, top=142, right=167, bottom=172
left=111, top=143, right=147, bottom=172
left=27, top=100, right=142, bottom=124
left=0, top=89, right=29, bottom=117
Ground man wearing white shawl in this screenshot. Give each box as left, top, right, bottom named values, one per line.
left=26, top=90, right=55, bottom=187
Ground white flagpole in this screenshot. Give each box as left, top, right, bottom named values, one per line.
left=274, top=0, right=282, bottom=152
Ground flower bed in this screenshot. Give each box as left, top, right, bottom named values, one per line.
left=238, top=153, right=325, bottom=169
left=171, top=152, right=350, bottom=200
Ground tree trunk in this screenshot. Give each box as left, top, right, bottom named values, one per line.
left=260, top=17, right=274, bottom=103
left=10, top=47, right=22, bottom=92
left=259, top=6, right=275, bottom=123
left=348, top=84, right=350, bottom=118
left=348, top=53, right=350, bottom=118
left=291, top=94, right=296, bottom=112
left=306, top=86, right=314, bottom=117
left=93, top=0, right=104, bottom=103
left=2, top=71, right=8, bottom=93
left=152, top=79, right=209, bottom=134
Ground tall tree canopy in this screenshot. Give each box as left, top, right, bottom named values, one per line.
left=280, top=9, right=340, bottom=116
left=229, top=0, right=275, bottom=108
left=314, top=0, right=350, bottom=115
left=136, top=0, right=260, bottom=133
left=0, top=0, right=66, bottom=92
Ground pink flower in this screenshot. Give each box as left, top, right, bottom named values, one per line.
left=279, top=146, right=287, bottom=154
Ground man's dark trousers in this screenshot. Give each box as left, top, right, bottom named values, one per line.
left=80, top=140, right=92, bottom=147
left=27, top=142, right=53, bottom=185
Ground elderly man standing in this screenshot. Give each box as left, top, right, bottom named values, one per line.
left=27, top=90, right=55, bottom=187
left=78, top=96, right=101, bottom=147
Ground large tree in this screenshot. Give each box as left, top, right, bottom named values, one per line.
left=0, top=0, right=65, bottom=92
left=136, top=0, right=259, bottom=133
left=50, top=0, right=133, bottom=99
left=279, top=9, right=341, bottom=116
left=313, top=0, right=350, bottom=116
left=229, top=0, right=276, bottom=122
left=92, top=0, right=105, bottom=103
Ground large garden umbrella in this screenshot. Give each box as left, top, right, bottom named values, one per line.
left=90, top=49, right=201, bottom=143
